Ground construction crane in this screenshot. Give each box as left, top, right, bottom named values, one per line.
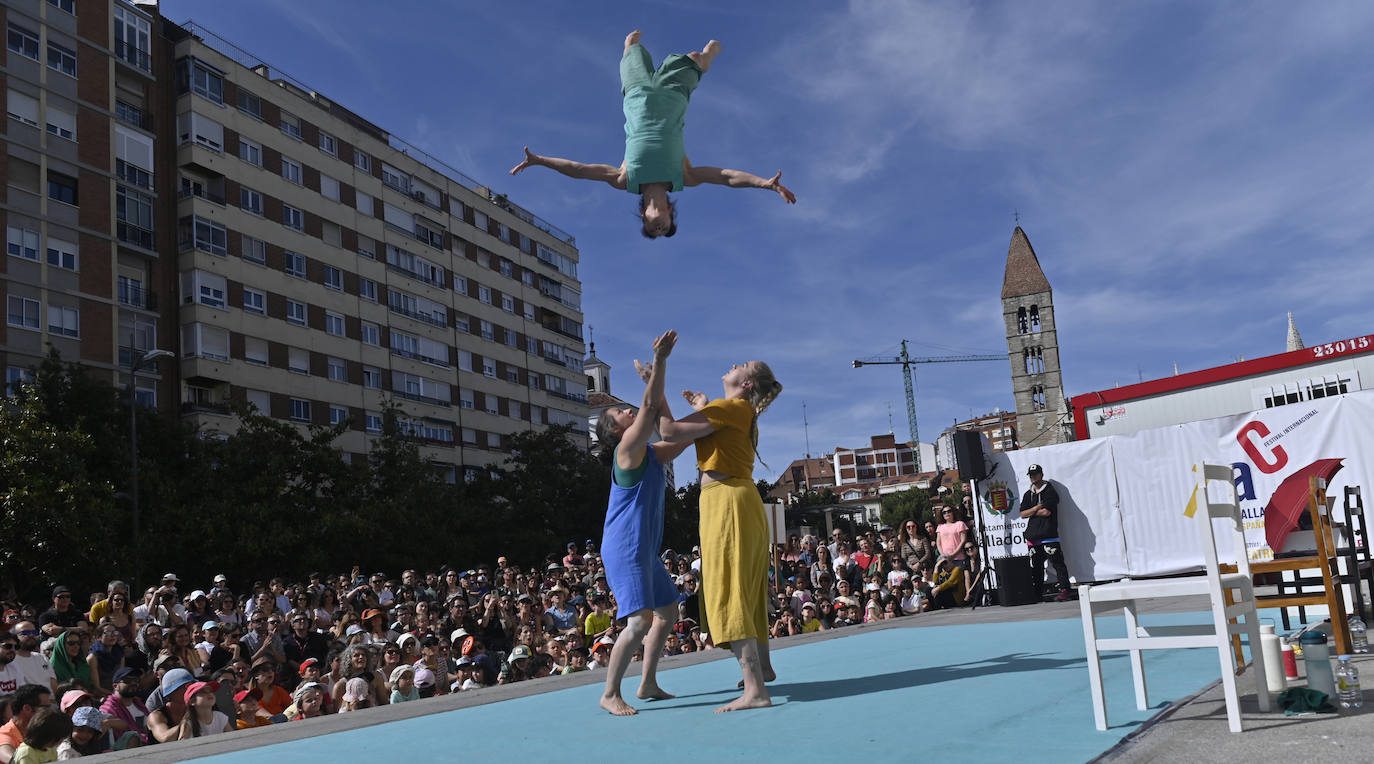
left=852, top=340, right=1004, bottom=472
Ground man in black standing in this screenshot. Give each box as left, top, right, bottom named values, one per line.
left=1019, top=464, right=1073, bottom=602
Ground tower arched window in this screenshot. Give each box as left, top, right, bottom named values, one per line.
left=1029, top=305, right=1041, bottom=332
left=1017, top=307, right=1029, bottom=334
left=1031, top=385, right=1046, bottom=411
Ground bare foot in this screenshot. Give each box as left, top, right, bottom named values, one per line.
left=637, top=685, right=675, bottom=701
left=600, top=695, right=638, bottom=716
left=715, top=693, right=772, bottom=713
left=704, top=40, right=722, bottom=57
left=689, top=39, right=722, bottom=73
left=736, top=669, right=776, bottom=689
left=624, top=30, right=642, bottom=52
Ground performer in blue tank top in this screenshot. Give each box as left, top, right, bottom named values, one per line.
left=592, top=329, right=692, bottom=716
left=509, top=31, right=796, bottom=239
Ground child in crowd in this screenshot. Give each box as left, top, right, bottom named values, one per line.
left=338, top=678, right=372, bottom=713
left=389, top=666, right=418, bottom=703
left=14, top=707, right=71, bottom=764
left=562, top=647, right=590, bottom=674
left=590, top=638, right=614, bottom=669
left=56, top=706, right=109, bottom=758
left=235, top=689, right=272, bottom=729
left=413, top=669, right=436, bottom=699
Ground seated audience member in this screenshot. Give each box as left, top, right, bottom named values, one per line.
left=338, top=678, right=372, bottom=713
left=246, top=660, right=292, bottom=719
left=234, top=688, right=272, bottom=729
left=178, top=681, right=233, bottom=738
left=388, top=666, right=418, bottom=704
left=931, top=556, right=966, bottom=610
left=799, top=602, right=825, bottom=633
left=57, top=706, right=112, bottom=758
left=12, top=706, right=70, bottom=764
left=146, top=669, right=195, bottom=743
left=99, top=668, right=150, bottom=747
left=0, top=684, right=54, bottom=763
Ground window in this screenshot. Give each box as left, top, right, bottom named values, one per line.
left=462, top=428, right=476, bottom=445
left=523, top=303, right=535, bottom=321
left=38, top=108, right=72, bottom=143
left=288, top=347, right=308, bottom=373
left=323, top=265, right=344, bottom=291
left=359, top=278, right=377, bottom=302
left=183, top=270, right=227, bottom=308
left=185, top=216, right=227, bottom=256
left=290, top=398, right=311, bottom=422
left=284, top=251, right=306, bottom=278
left=7, top=23, right=39, bottom=61
left=280, top=111, right=303, bottom=140
left=114, top=5, right=152, bottom=72
left=243, top=287, right=266, bottom=314
left=7, top=90, right=38, bottom=127
left=7, top=367, right=36, bottom=396
left=117, top=187, right=154, bottom=247
left=281, top=156, right=302, bottom=185
left=354, top=150, right=371, bottom=172
left=46, top=238, right=77, bottom=271
left=355, top=191, right=373, bottom=216
left=457, top=350, right=473, bottom=372
left=182, top=323, right=229, bottom=361
left=325, top=311, right=344, bottom=336
left=47, top=41, right=77, bottom=77
left=1029, top=305, right=1041, bottom=332
left=510, top=401, right=523, bottom=420
left=362, top=367, right=381, bottom=389
left=7, top=296, right=40, bottom=330
left=483, top=358, right=496, bottom=378
left=47, top=172, right=78, bottom=206
left=240, top=187, right=264, bottom=215
left=242, top=234, right=266, bottom=264
left=480, top=320, right=494, bottom=341
left=330, top=406, right=348, bottom=426
left=115, top=127, right=155, bottom=186
left=241, top=337, right=267, bottom=366
left=487, top=433, right=501, bottom=449
left=478, top=285, right=492, bottom=305
left=282, top=205, right=304, bottom=231
left=318, top=131, right=337, bottom=156
left=365, top=412, right=383, bottom=433
left=237, top=89, right=262, bottom=119
left=459, top=389, right=474, bottom=409
left=327, top=357, right=346, bottom=382
left=501, top=294, right=514, bottom=313
left=238, top=138, right=262, bottom=166
left=360, top=321, right=380, bottom=346
left=320, top=173, right=340, bottom=201
left=7, top=226, right=39, bottom=260
left=453, top=275, right=468, bottom=295
left=176, top=112, right=223, bottom=152
left=500, top=259, right=513, bottom=278
left=381, top=163, right=409, bottom=193
left=385, top=245, right=444, bottom=287
left=178, top=57, right=223, bottom=102
left=1031, top=385, right=1046, bottom=411
left=504, top=329, right=517, bottom=349
left=455, top=314, right=469, bottom=333
left=47, top=0, right=76, bottom=13
left=473, top=210, right=487, bottom=232
left=285, top=300, right=306, bottom=325
left=357, top=235, right=375, bottom=259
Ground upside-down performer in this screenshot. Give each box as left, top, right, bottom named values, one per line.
left=509, top=31, right=796, bottom=238
left=593, top=330, right=692, bottom=716
left=656, top=359, right=783, bottom=712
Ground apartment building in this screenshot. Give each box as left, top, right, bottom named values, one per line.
left=4, top=2, right=589, bottom=479
left=832, top=433, right=933, bottom=487
left=3, top=0, right=175, bottom=406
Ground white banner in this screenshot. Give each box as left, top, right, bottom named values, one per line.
left=978, top=389, right=1374, bottom=582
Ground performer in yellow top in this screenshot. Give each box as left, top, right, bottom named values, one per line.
left=655, top=359, right=782, bottom=712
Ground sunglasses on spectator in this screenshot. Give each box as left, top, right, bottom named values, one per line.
left=16, top=629, right=38, bottom=636
left=384, top=649, right=399, bottom=655
left=55, top=594, right=71, bottom=599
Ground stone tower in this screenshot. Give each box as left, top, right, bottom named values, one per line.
left=1001, top=227, right=1072, bottom=448
left=584, top=341, right=611, bottom=396
left=1286, top=312, right=1305, bottom=352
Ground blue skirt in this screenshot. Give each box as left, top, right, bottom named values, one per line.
left=602, top=444, right=679, bottom=616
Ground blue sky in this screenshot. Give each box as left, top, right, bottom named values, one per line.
left=165, top=1, right=1374, bottom=481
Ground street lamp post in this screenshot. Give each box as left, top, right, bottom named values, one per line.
left=128, top=340, right=173, bottom=553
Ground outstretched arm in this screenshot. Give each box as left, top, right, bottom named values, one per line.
left=684, top=165, right=796, bottom=203
left=510, top=147, right=626, bottom=189
left=619, top=331, right=677, bottom=460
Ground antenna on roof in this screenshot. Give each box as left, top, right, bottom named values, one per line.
left=803, top=401, right=812, bottom=459
left=1014, top=209, right=1021, bottom=225
left=886, top=401, right=894, bottom=434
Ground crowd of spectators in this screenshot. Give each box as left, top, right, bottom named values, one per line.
left=0, top=508, right=984, bottom=759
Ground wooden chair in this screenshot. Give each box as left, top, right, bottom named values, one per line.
left=1223, top=477, right=1352, bottom=657
left=1080, top=463, right=1270, bottom=733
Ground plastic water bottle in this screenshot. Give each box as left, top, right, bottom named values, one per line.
left=1336, top=656, right=1363, bottom=709
left=1301, top=630, right=1337, bottom=699
left=1350, top=615, right=1369, bottom=654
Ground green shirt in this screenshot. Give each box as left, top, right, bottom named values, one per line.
left=623, top=87, right=687, bottom=193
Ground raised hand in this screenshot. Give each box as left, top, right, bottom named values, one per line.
left=634, top=359, right=653, bottom=383
left=653, top=329, right=677, bottom=361
left=682, top=390, right=708, bottom=410
left=766, top=171, right=797, bottom=204
left=509, top=147, right=541, bottom=176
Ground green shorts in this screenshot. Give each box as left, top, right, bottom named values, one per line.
left=620, top=44, right=702, bottom=100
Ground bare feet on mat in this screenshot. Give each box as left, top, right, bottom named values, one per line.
left=600, top=694, right=638, bottom=716
left=636, top=684, right=675, bottom=701
left=715, top=693, right=771, bottom=713
left=624, top=30, right=642, bottom=52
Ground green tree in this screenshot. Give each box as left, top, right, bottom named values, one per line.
left=880, top=487, right=933, bottom=529
left=0, top=390, right=118, bottom=599
left=793, top=487, right=838, bottom=508
left=663, top=481, right=700, bottom=554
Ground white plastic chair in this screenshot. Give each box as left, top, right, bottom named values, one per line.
left=1078, top=462, right=1272, bottom=733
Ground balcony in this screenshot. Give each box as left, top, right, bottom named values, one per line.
left=177, top=186, right=226, bottom=206
left=393, top=390, right=451, bottom=408
left=115, top=102, right=154, bottom=132
left=181, top=400, right=233, bottom=416
left=547, top=390, right=588, bottom=404
left=117, top=221, right=155, bottom=251
left=116, top=160, right=153, bottom=190
left=115, top=40, right=152, bottom=73
left=117, top=283, right=156, bottom=310
left=390, top=347, right=450, bottom=368
left=388, top=303, right=447, bottom=329
left=384, top=262, right=446, bottom=289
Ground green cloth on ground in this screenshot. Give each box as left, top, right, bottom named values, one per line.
left=1277, top=687, right=1337, bottom=715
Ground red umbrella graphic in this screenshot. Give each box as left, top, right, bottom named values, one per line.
left=1264, top=458, right=1344, bottom=553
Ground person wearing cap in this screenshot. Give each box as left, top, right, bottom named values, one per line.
left=1019, top=464, right=1073, bottom=602
left=590, top=331, right=696, bottom=716
left=287, top=681, right=325, bottom=720
left=283, top=611, right=328, bottom=679
left=338, top=677, right=373, bottom=713
left=177, top=680, right=232, bottom=738
left=387, top=665, right=419, bottom=703
left=208, top=574, right=231, bottom=601
left=58, top=704, right=118, bottom=757
left=145, top=668, right=195, bottom=742
left=498, top=645, right=533, bottom=685
left=233, top=687, right=271, bottom=729
left=563, top=542, right=584, bottom=569
left=100, top=667, right=150, bottom=746
left=245, top=659, right=292, bottom=718
left=37, top=586, right=85, bottom=639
